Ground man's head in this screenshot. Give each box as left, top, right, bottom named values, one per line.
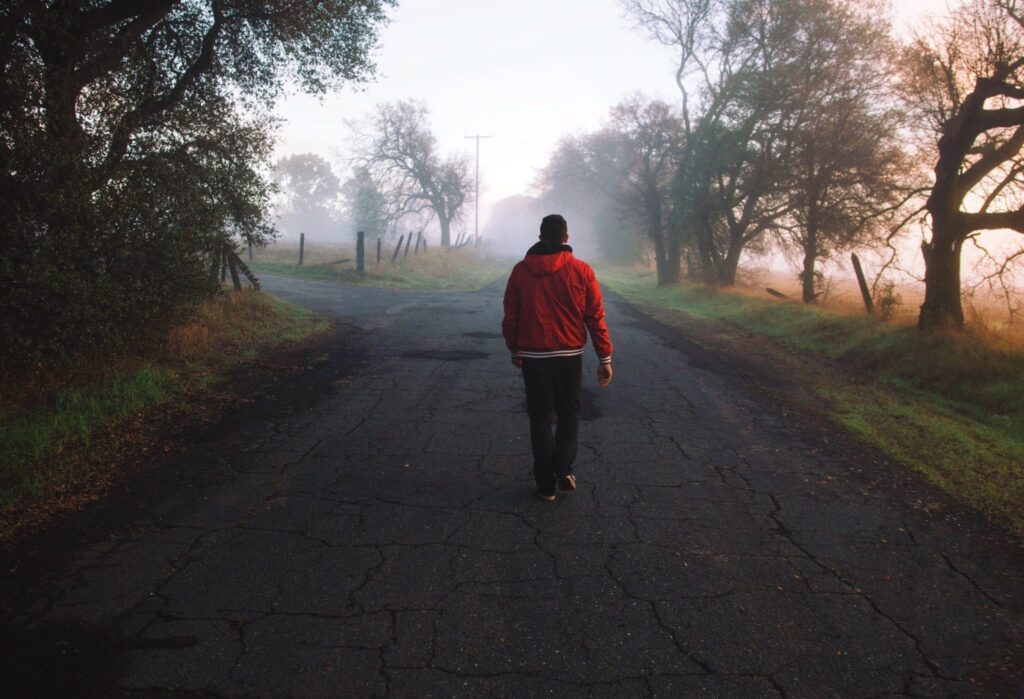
left=539, top=214, right=568, bottom=244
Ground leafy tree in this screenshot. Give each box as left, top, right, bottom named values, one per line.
left=351, top=100, right=470, bottom=248
left=274, top=153, right=344, bottom=240
left=611, top=96, right=686, bottom=284
left=675, top=0, right=808, bottom=286
left=629, top=0, right=799, bottom=285
left=624, top=0, right=721, bottom=282
left=770, top=0, right=914, bottom=303
left=342, top=164, right=395, bottom=242
left=534, top=99, right=684, bottom=271
left=904, top=0, right=1024, bottom=330
left=0, top=1, right=392, bottom=364
left=630, top=0, right=915, bottom=290
left=534, top=130, right=636, bottom=263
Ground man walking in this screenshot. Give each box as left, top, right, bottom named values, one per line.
left=502, top=214, right=613, bottom=501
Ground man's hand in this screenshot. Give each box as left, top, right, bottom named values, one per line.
left=597, top=363, right=612, bottom=387
left=512, top=357, right=523, bottom=369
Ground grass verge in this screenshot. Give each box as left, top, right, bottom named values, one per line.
left=251, top=246, right=510, bottom=292
left=0, top=290, right=328, bottom=532
left=600, top=266, right=1024, bottom=538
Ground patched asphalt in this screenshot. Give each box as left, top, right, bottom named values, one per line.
left=2, top=272, right=1023, bottom=698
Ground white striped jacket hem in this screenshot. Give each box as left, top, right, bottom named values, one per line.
left=514, top=349, right=612, bottom=364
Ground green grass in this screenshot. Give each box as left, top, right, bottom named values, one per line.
left=824, top=386, right=1024, bottom=532
left=600, top=266, right=1024, bottom=537
left=0, top=368, right=172, bottom=509
left=0, top=290, right=328, bottom=523
left=250, top=244, right=510, bottom=292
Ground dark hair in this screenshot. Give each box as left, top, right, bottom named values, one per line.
left=539, top=214, right=568, bottom=243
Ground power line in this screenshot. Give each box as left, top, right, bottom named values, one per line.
left=464, top=134, right=492, bottom=246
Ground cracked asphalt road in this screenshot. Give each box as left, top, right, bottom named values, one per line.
left=3, top=273, right=1024, bottom=698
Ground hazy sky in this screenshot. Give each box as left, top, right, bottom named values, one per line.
left=274, top=0, right=956, bottom=236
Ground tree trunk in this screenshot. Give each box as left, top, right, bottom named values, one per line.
left=694, top=217, right=719, bottom=285
left=665, top=235, right=681, bottom=284
left=801, top=224, right=818, bottom=304
left=646, top=185, right=673, bottom=286
left=653, top=234, right=669, bottom=286
left=438, top=213, right=451, bottom=248
left=919, top=83, right=981, bottom=332
left=717, top=238, right=743, bottom=286
left=918, top=229, right=965, bottom=331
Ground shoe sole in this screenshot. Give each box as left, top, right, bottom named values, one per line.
left=537, top=492, right=556, bottom=501
left=558, top=475, right=577, bottom=491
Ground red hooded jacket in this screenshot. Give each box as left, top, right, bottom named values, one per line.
left=502, top=242, right=613, bottom=363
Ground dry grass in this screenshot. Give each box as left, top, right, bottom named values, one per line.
left=252, top=240, right=356, bottom=266
left=251, top=241, right=511, bottom=292
left=687, top=265, right=1024, bottom=349
left=165, top=290, right=326, bottom=365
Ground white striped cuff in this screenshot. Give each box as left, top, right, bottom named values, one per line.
left=598, top=356, right=612, bottom=365
left=514, top=348, right=585, bottom=359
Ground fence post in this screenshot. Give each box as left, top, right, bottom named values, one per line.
left=391, top=234, right=405, bottom=263
left=220, top=248, right=228, bottom=282
left=227, top=250, right=242, bottom=291
left=851, top=253, right=874, bottom=315
left=231, top=250, right=261, bottom=290
left=376, top=236, right=382, bottom=265
left=414, top=231, right=423, bottom=255
left=356, top=231, right=365, bottom=273
left=403, top=231, right=413, bottom=258
left=299, top=232, right=305, bottom=266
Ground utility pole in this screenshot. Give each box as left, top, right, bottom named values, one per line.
left=464, top=134, right=492, bottom=246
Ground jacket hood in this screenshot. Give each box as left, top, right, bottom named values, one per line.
left=523, top=240, right=573, bottom=277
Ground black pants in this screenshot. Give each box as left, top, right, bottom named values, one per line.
left=521, top=355, right=582, bottom=491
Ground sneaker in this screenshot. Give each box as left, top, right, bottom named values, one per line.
left=558, top=474, right=577, bottom=491
left=536, top=488, right=556, bottom=501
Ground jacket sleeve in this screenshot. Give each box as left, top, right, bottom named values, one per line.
left=583, top=265, right=613, bottom=363
left=501, top=268, right=520, bottom=357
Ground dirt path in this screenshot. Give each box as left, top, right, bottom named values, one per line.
left=2, top=274, right=1023, bottom=697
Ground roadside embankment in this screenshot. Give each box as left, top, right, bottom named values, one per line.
left=0, top=290, right=329, bottom=537
left=600, top=266, right=1024, bottom=539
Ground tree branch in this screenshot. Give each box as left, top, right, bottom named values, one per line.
left=961, top=207, right=1024, bottom=233
left=956, top=124, right=1024, bottom=197
left=72, top=0, right=175, bottom=91
left=102, top=1, right=225, bottom=175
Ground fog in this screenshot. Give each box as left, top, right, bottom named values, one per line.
left=267, top=0, right=1024, bottom=322
left=274, top=0, right=954, bottom=235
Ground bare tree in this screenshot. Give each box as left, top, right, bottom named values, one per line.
left=622, top=0, right=720, bottom=138
left=351, top=100, right=470, bottom=248
left=905, top=0, right=1024, bottom=330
